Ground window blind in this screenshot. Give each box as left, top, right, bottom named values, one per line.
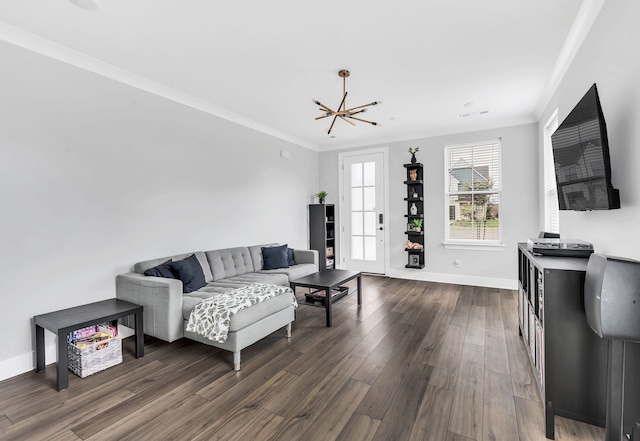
left=445, top=139, right=502, bottom=242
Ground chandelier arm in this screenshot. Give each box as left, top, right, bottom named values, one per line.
left=344, top=108, right=367, bottom=116
left=327, top=114, right=339, bottom=135
left=338, top=115, right=356, bottom=126
left=343, top=101, right=379, bottom=113
left=335, top=91, right=348, bottom=116
left=344, top=115, right=378, bottom=126
left=316, top=103, right=334, bottom=113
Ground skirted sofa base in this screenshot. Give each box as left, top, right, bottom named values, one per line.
left=116, top=243, right=318, bottom=370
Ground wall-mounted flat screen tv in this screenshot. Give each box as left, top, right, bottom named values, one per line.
left=551, top=84, right=620, bottom=210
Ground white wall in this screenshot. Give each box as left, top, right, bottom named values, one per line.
left=0, top=41, right=318, bottom=380
left=538, top=2, right=640, bottom=430
left=319, top=123, right=539, bottom=288
left=538, top=1, right=640, bottom=260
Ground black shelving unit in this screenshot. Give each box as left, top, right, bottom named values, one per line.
left=309, top=204, right=335, bottom=270
left=404, top=163, right=425, bottom=268
left=517, top=243, right=607, bottom=439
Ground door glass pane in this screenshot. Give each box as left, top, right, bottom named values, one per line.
left=351, top=187, right=363, bottom=211
left=363, top=212, right=376, bottom=235
left=363, top=161, right=375, bottom=186
left=352, top=212, right=363, bottom=235
left=363, top=187, right=375, bottom=211
left=364, top=236, right=376, bottom=260
left=351, top=163, right=363, bottom=187
left=351, top=236, right=363, bottom=260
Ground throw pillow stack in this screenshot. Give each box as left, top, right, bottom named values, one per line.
left=144, top=254, right=206, bottom=293
left=261, top=244, right=296, bottom=270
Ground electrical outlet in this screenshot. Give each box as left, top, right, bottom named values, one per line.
left=454, top=259, right=462, bottom=267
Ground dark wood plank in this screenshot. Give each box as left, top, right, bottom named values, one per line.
left=408, top=385, right=454, bottom=441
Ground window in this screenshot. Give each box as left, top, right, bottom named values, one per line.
left=543, top=110, right=559, bottom=233
left=445, top=139, right=502, bottom=245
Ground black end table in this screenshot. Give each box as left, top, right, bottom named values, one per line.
left=289, top=269, right=362, bottom=327
left=33, top=298, right=144, bottom=391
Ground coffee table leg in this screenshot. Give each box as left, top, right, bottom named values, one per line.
left=57, top=331, right=68, bottom=391
left=357, top=275, right=362, bottom=306
left=35, top=324, right=45, bottom=373
left=135, top=310, right=144, bottom=358
left=325, top=288, right=332, bottom=327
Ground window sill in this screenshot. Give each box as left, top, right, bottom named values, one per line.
left=442, top=241, right=505, bottom=251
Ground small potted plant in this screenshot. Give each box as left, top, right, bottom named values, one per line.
left=408, top=147, right=420, bottom=164
left=411, top=218, right=423, bottom=232
left=315, top=191, right=328, bottom=204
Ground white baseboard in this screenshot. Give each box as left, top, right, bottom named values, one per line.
left=386, top=268, right=518, bottom=290
left=0, top=343, right=57, bottom=383
left=0, top=324, right=136, bottom=383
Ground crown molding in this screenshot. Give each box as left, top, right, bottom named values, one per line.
left=0, top=21, right=319, bottom=152
left=534, top=0, right=607, bottom=120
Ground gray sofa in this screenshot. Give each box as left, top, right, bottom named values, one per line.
left=116, top=243, right=318, bottom=370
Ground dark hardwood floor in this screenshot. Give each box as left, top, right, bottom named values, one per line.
left=0, top=276, right=606, bottom=440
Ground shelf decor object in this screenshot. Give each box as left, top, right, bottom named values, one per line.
left=315, top=191, right=328, bottom=204
left=313, top=69, right=381, bottom=135
left=409, top=147, right=419, bottom=164
left=404, top=160, right=425, bottom=269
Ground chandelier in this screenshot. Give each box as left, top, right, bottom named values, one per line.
left=313, top=69, right=381, bottom=135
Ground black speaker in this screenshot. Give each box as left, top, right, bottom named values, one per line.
left=585, top=253, right=640, bottom=342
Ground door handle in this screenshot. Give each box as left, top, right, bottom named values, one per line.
left=379, top=213, right=384, bottom=224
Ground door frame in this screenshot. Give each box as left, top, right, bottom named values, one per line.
left=337, top=147, right=390, bottom=275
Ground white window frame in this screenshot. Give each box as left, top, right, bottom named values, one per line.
left=443, top=138, right=504, bottom=251
left=543, top=110, right=560, bottom=234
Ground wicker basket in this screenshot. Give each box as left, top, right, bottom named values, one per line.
left=67, top=336, right=122, bottom=378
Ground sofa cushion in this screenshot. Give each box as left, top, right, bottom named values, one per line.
left=182, top=286, right=295, bottom=332
left=248, top=243, right=279, bottom=272
left=258, top=263, right=317, bottom=281
left=171, top=254, right=207, bottom=293
left=134, top=251, right=213, bottom=283
left=205, top=247, right=255, bottom=281
left=262, top=244, right=289, bottom=270
left=287, top=248, right=297, bottom=266
left=143, top=260, right=176, bottom=278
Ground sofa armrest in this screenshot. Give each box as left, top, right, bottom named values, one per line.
left=293, top=249, right=319, bottom=270
left=116, top=273, right=185, bottom=342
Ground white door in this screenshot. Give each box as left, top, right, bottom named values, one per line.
left=341, top=150, right=387, bottom=274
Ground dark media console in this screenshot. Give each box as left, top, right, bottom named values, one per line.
left=518, top=243, right=607, bottom=438
left=517, top=243, right=640, bottom=439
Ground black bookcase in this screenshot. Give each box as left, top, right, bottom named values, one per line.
left=404, top=163, right=425, bottom=268
left=309, top=204, right=335, bottom=270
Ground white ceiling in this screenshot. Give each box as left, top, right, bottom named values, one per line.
left=0, top=0, right=595, bottom=151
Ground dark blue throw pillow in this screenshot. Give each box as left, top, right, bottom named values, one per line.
left=287, top=248, right=297, bottom=266
left=262, top=245, right=289, bottom=270
left=170, top=254, right=206, bottom=293
left=144, top=260, right=176, bottom=279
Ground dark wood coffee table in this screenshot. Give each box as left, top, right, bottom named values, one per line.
left=289, top=269, right=362, bottom=327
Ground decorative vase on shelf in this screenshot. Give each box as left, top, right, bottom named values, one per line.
left=410, top=153, right=416, bottom=164
left=410, top=203, right=418, bottom=216
left=409, top=169, right=418, bottom=181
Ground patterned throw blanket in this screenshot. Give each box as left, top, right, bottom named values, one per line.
left=186, top=284, right=296, bottom=343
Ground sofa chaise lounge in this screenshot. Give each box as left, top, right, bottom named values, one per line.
left=116, top=243, right=318, bottom=370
